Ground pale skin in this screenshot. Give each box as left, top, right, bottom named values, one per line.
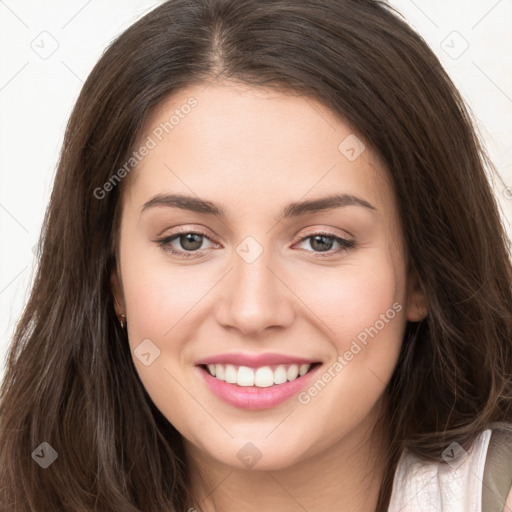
left=112, top=81, right=429, bottom=511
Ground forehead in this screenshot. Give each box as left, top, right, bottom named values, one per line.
left=125, top=81, right=394, bottom=218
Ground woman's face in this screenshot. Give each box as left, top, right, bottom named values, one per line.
left=112, top=81, right=427, bottom=471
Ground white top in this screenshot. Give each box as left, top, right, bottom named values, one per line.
left=388, top=429, right=492, bottom=512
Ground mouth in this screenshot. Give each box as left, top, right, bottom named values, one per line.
left=196, top=357, right=322, bottom=410
left=199, top=362, right=322, bottom=388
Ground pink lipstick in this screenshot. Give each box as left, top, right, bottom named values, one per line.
left=196, top=352, right=321, bottom=410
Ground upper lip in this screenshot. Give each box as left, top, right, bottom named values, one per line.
left=196, top=352, right=319, bottom=368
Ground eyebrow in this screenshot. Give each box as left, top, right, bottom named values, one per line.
left=140, top=193, right=377, bottom=219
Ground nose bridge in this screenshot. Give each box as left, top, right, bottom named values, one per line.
left=215, top=235, right=295, bottom=334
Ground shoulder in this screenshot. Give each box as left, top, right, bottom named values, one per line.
left=388, top=429, right=491, bottom=511
left=388, top=426, right=512, bottom=512
left=483, top=424, right=512, bottom=512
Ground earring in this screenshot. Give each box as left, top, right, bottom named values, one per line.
left=118, top=314, right=127, bottom=328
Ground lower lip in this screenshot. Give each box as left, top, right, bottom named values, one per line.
left=197, top=364, right=321, bottom=410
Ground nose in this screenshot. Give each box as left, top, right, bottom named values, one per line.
left=215, top=244, right=296, bottom=336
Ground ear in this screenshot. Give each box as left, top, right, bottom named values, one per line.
left=405, top=265, right=428, bottom=322
left=111, top=263, right=126, bottom=317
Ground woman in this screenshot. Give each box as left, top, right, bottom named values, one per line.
left=1, top=1, right=511, bottom=510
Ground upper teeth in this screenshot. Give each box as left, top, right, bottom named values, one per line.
left=206, top=363, right=311, bottom=387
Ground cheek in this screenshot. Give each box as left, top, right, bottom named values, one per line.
left=119, top=253, right=208, bottom=431
left=292, top=252, right=407, bottom=409
left=293, top=253, right=405, bottom=347
left=120, top=242, right=212, bottom=348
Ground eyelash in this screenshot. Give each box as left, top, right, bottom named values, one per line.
left=155, top=228, right=356, bottom=259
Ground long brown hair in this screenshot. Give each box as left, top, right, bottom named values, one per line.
left=1, top=1, right=511, bottom=510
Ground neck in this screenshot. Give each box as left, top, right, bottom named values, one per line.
left=185, top=402, right=390, bottom=512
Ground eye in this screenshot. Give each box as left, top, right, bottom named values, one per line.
left=294, top=231, right=355, bottom=257
left=155, top=230, right=217, bottom=259
left=154, top=229, right=355, bottom=259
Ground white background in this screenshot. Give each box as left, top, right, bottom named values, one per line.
left=1, top=0, right=511, bottom=383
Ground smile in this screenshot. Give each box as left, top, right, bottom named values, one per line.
left=195, top=353, right=322, bottom=410
left=203, top=363, right=314, bottom=387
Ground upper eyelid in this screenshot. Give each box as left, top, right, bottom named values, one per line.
left=158, top=224, right=353, bottom=240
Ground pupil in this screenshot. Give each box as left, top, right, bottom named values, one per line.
left=181, top=233, right=202, bottom=250
left=311, top=235, right=333, bottom=252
